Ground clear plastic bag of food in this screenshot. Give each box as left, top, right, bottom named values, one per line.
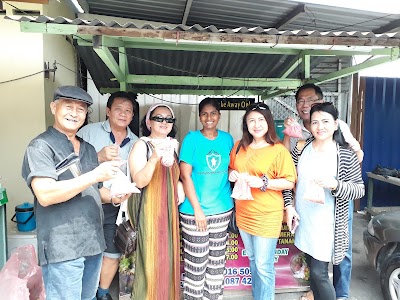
left=303, top=179, right=325, bottom=204
left=231, top=174, right=253, bottom=200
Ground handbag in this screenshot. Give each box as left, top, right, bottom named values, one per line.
left=114, top=190, right=144, bottom=256
left=227, top=204, right=239, bottom=234
left=227, top=141, right=242, bottom=234
left=114, top=140, right=150, bottom=256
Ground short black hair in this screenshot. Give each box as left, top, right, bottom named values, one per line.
left=107, top=91, right=137, bottom=112
left=198, top=98, right=221, bottom=115
left=295, top=83, right=323, bottom=101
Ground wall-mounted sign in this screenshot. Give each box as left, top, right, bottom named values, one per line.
left=204, top=98, right=256, bottom=110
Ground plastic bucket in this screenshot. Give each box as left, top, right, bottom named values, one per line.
left=11, top=202, right=36, bottom=232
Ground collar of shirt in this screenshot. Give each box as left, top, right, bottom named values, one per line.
left=101, top=119, right=131, bottom=147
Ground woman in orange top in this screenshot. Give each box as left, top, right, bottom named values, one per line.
left=229, top=102, right=297, bottom=300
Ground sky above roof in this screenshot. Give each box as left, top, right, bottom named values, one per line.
left=290, top=0, right=400, bottom=14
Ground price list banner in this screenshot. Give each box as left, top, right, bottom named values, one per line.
left=180, top=224, right=310, bottom=290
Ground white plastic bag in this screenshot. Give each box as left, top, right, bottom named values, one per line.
left=109, top=168, right=141, bottom=198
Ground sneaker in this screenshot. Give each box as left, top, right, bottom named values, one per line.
left=97, top=293, right=113, bottom=300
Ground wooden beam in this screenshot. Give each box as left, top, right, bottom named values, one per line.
left=76, top=26, right=400, bottom=47
left=274, top=4, right=306, bottom=30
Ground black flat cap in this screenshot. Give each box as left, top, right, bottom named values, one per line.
left=54, top=86, right=93, bottom=106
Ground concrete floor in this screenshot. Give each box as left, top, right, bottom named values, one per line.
left=111, top=212, right=384, bottom=300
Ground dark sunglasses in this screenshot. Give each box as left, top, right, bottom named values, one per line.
left=150, top=116, right=175, bottom=124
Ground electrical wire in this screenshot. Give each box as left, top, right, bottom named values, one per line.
left=0, top=70, right=45, bottom=84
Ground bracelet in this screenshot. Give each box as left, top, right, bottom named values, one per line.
left=111, top=197, right=121, bottom=207
left=260, top=175, right=269, bottom=192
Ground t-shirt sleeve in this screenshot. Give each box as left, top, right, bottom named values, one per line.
left=338, top=119, right=357, bottom=146
left=271, top=145, right=297, bottom=183
left=22, top=142, right=58, bottom=187
left=179, top=131, right=195, bottom=165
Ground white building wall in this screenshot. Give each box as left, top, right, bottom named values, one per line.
left=0, top=0, right=76, bottom=219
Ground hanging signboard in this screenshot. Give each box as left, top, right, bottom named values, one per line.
left=202, top=98, right=256, bottom=110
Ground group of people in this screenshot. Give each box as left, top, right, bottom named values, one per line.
left=21, top=83, right=364, bottom=300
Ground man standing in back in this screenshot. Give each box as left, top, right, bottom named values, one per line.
left=78, top=91, right=138, bottom=300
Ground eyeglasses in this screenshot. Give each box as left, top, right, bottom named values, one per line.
left=150, top=116, right=175, bottom=124
left=296, top=97, right=322, bottom=105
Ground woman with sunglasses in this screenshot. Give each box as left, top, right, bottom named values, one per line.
left=229, top=102, right=297, bottom=300
left=179, top=98, right=234, bottom=299
left=289, top=103, right=364, bottom=300
left=127, top=103, right=183, bottom=300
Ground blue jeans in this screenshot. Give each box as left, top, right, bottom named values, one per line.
left=333, top=202, right=353, bottom=299
left=239, top=229, right=278, bottom=300
left=42, top=253, right=102, bottom=300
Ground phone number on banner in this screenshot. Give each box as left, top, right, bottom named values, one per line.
left=224, top=267, right=252, bottom=286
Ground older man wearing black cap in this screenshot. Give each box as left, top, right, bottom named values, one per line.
left=22, top=86, right=124, bottom=300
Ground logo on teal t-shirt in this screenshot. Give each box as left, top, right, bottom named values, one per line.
left=206, top=150, right=221, bottom=171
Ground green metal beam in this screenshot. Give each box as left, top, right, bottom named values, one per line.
left=125, top=75, right=301, bottom=88
left=100, top=87, right=263, bottom=96
left=308, top=51, right=400, bottom=85
left=75, top=37, right=394, bottom=56
left=261, top=56, right=303, bottom=96
left=119, top=46, right=129, bottom=91
left=262, top=89, right=294, bottom=99
left=93, top=36, right=125, bottom=82
left=76, top=37, right=302, bottom=55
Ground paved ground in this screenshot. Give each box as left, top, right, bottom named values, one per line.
left=112, top=212, right=384, bottom=300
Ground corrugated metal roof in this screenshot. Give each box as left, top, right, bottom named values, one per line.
left=5, top=13, right=389, bottom=95
left=8, top=15, right=400, bottom=38
left=83, top=0, right=399, bottom=33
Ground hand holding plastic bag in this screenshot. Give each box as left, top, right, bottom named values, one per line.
left=0, top=244, right=45, bottom=300
left=231, top=173, right=254, bottom=200
left=110, top=168, right=141, bottom=198
left=303, top=179, right=325, bottom=204
left=283, top=120, right=303, bottom=138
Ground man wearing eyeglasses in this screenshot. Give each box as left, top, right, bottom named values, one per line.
left=283, top=83, right=363, bottom=300
left=77, top=91, right=138, bottom=300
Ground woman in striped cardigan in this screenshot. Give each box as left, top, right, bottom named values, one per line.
left=289, top=102, right=365, bottom=300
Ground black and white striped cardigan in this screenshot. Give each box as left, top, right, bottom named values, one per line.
left=283, top=138, right=365, bottom=265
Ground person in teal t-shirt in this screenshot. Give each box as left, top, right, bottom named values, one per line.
left=179, top=98, right=234, bottom=299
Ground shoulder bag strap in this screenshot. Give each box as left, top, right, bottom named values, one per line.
left=134, top=141, right=151, bottom=229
